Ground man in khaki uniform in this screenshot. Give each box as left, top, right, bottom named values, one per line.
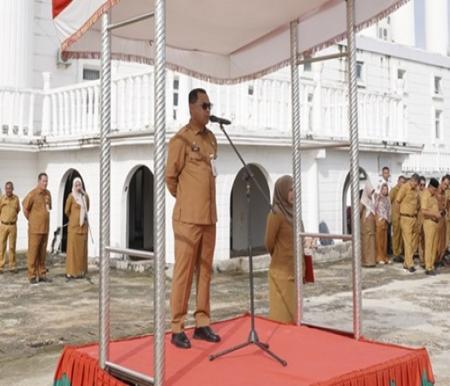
left=416, top=176, right=426, bottom=266
left=390, top=175, right=406, bottom=262
left=435, top=175, right=450, bottom=265
left=421, top=178, right=441, bottom=275
left=166, top=88, right=220, bottom=349
left=396, top=174, right=419, bottom=272
left=23, top=173, right=52, bottom=284
left=0, top=182, right=20, bottom=273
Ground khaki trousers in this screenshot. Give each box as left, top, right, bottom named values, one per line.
left=423, top=220, right=438, bottom=271
left=171, top=220, right=216, bottom=333
left=375, top=216, right=388, bottom=263
left=392, top=212, right=403, bottom=256
left=0, top=224, right=17, bottom=270
left=400, top=216, right=417, bottom=269
left=437, top=219, right=447, bottom=261
left=27, top=233, right=49, bottom=280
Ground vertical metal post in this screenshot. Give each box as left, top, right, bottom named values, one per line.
left=289, top=20, right=304, bottom=325
left=99, top=11, right=111, bottom=368
left=346, top=0, right=362, bottom=340
left=153, top=0, right=166, bottom=384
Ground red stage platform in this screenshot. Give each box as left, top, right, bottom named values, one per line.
left=54, top=315, right=434, bottom=386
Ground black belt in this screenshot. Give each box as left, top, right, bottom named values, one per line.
left=1, top=221, right=16, bottom=225
left=400, top=213, right=416, bottom=218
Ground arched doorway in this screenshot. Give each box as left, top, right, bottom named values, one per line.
left=61, top=169, right=84, bottom=253
left=230, top=164, right=271, bottom=258
left=342, top=167, right=367, bottom=234
left=127, top=166, right=154, bottom=253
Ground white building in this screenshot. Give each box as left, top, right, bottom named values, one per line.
left=0, top=0, right=449, bottom=263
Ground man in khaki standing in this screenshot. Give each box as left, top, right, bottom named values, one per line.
left=396, top=174, right=419, bottom=272
left=0, top=182, right=20, bottom=273
left=390, top=175, right=406, bottom=262
left=166, top=88, right=220, bottom=349
left=23, top=173, right=52, bottom=284
left=421, top=178, right=441, bottom=276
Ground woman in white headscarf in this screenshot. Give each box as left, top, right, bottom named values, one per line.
left=64, top=177, right=89, bottom=278
left=360, top=181, right=376, bottom=267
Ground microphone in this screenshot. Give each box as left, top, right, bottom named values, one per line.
left=209, top=115, right=231, bottom=125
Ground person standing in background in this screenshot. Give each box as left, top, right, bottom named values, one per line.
left=64, top=177, right=90, bottom=279
left=375, top=183, right=391, bottom=264
left=390, top=175, right=406, bottom=262
left=360, top=182, right=376, bottom=267
left=0, top=182, right=20, bottom=273
left=23, top=173, right=52, bottom=284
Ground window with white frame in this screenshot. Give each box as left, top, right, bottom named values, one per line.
left=173, top=75, right=180, bottom=120
left=434, top=76, right=442, bottom=95
left=435, top=109, right=443, bottom=140
left=356, top=61, right=364, bottom=82
left=397, top=69, right=406, bottom=91
left=82, top=68, right=100, bottom=81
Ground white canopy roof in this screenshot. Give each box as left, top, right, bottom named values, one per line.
left=54, top=0, right=408, bottom=83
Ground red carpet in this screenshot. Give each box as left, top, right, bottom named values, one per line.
left=54, top=315, right=434, bottom=386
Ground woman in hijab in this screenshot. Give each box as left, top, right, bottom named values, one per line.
left=264, top=175, right=313, bottom=324
left=375, top=183, right=391, bottom=264
left=360, top=181, right=376, bottom=267
left=65, top=177, right=90, bottom=279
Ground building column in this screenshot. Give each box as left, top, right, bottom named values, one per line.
left=0, top=0, right=34, bottom=88
left=424, top=0, right=449, bottom=55
left=391, top=0, right=415, bottom=46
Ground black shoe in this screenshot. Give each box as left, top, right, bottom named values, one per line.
left=406, top=266, right=416, bottom=273
left=193, top=326, right=221, bottom=343
left=425, top=270, right=437, bottom=276
left=39, top=276, right=52, bottom=283
left=393, top=256, right=404, bottom=263
left=171, top=332, right=191, bottom=349
left=30, top=278, right=38, bottom=285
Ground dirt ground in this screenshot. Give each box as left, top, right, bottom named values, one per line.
left=0, top=254, right=449, bottom=385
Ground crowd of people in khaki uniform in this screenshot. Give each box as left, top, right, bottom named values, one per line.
left=0, top=173, right=90, bottom=284
left=360, top=167, right=450, bottom=276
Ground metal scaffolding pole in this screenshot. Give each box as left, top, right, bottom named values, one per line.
left=346, top=0, right=362, bottom=340
left=99, top=11, right=112, bottom=368
left=153, top=0, right=167, bottom=384
left=289, top=20, right=304, bottom=326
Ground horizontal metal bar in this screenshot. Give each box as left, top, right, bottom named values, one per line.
left=297, top=52, right=347, bottom=66
left=299, top=232, right=353, bottom=241
left=301, top=321, right=354, bottom=337
left=106, top=246, right=154, bottom=259
left=108, top=12, right=155, bottom=31
left=298, top=142, right=350, bottom=151
left=106, top=361, right=154, bottom=385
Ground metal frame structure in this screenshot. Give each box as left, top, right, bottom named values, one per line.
left=97, top=0, right=362, bottom=384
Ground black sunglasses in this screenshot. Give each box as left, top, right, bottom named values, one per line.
left=197, top=102, right=213, bottom=111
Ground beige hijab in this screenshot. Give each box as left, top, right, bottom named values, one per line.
left=72, top=177, right=88, bottom=226
left=272, top=175, right=294, bottom=225
left=361, top=181, right=375, bottom=219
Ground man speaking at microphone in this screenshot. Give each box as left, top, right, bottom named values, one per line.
left=166, top=88, right=221, bottom=349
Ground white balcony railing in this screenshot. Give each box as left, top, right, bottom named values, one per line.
left=1, top=70, right=406, bottom=143
left=403, top=151, right=450, bottom=174
left=0, top=88, right=40, bottom=138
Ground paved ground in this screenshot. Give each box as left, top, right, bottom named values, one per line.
left=0, top=254, right=449, bottom=385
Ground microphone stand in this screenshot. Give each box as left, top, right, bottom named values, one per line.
left=209, top=123, right=287, bottom=367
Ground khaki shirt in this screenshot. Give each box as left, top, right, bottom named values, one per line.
left=396, top=182, right=418, bottom=216
left=65, top=193, right=90, bottom=234
left=166, top=124, right=217, bottom=225
left=0, top=194, right=20, bottom=223
left=23, top=188, right=52, bottom=234
left=389, top=185, right=400, bottom=217
left=446, top=189, right=450, bottom=221
left=421, top=189, right=439, bottom=221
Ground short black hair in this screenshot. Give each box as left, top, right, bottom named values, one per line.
left=429, top=178, right=439, bottom=189
left=382, top=166, right=390, bottom=172
left=441, top=175, right=450, bottom=182
left=398, top=175, right=406, bottom=182
left=5, top=181, right=13, bottom=189
left=419, top=176, right=426, bottom=183
left=410, top=173, right=420, bottom=182
left=38, top=172, right=48, bottom=181
left=188, top=88, right=207, bottom=104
